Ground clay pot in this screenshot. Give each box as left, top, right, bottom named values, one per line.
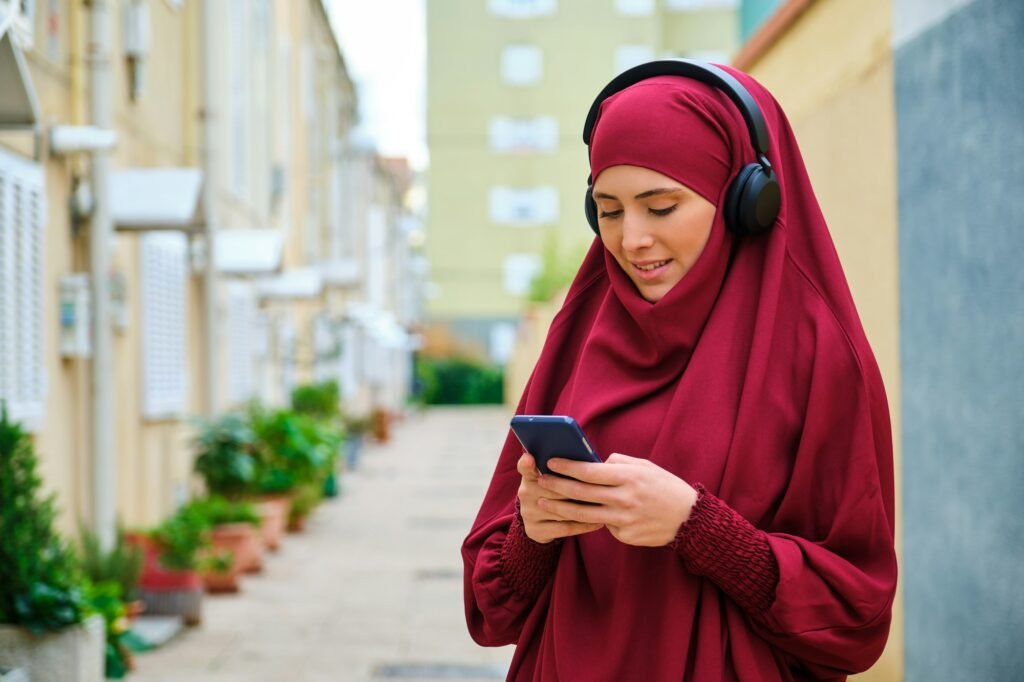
left=125, top=532, right=203, bottom=626
left=254, top=496, right=289, bottom=552
left=210, top=523, right=262, bottom=576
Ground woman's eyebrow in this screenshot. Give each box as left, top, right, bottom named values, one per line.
left=592, top=188, right=683, bottom=200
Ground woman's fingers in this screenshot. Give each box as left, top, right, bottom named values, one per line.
left=536, top=472, right=618, bottom=505
left=517, top=452, right=540, bottom=480
left=538, top=497, right=620, bottom=526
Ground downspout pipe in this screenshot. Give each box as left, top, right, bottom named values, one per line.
left=88, top=0, right=115, bottom=552
left=201, top=0, right=219, bottom=416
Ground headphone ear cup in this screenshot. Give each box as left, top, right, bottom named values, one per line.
left=724, top=164, right=780, bottom=237
left=585, top=185, right=600, bottom=235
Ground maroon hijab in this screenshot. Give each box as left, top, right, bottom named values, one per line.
left=463, top=68, right=897, bottom=681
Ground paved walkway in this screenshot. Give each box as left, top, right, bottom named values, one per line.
left=131, top=406, right=515, bottom=682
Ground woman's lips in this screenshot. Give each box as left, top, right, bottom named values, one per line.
left=631, top=259, right=672, bottom=281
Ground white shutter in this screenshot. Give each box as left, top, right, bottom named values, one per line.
left=489, top=186, right=559, bottom=225
left=501, top=46, right=543, bottom=85
left=140, top=232, right=188, bottom=419
left=225, top=281, right=256, bottom=406
left=0, top=149, right=45, bottom=428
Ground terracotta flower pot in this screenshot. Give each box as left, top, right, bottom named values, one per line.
left=209, top=523, right=262, bottom=576
left=254, top=495, right=289, bottom=552
left=200, top=567, right=240, bottom=594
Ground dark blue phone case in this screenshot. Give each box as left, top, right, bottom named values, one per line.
left=509, top=415, right=602, bottom=475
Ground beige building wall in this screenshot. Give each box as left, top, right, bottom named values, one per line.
left=426, top=0, right=739, bottom=355
left=737, top=0, right=904, bottom=679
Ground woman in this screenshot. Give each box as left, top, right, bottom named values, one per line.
left=462, top=62, right=897, bottom=681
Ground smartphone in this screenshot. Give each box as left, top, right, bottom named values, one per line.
left=509, top=415, right=602, bottom=476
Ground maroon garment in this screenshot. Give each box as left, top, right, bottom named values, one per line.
left=462, top=67, right=897, bottom=681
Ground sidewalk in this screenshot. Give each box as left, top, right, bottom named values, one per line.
left=131, top=406, right=515, bottom=682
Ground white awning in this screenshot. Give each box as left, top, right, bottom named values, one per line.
left=0, top=16, right=40, bottom=129
left=110, top=167, right=203, bottom=230
left=320, top=259, right=362, bottom=288
left=256, top=267, right=324, bottom=300
left=215, top=229, right=284, bottom=275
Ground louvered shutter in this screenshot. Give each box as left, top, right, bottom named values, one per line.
left=225, top=281, right=256, bottom=406
left=0, top=149, right=45, bottom=427
left=139, top=232, right=188, bottom=419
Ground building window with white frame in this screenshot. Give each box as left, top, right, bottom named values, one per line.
left=615, top=0, right=654, bottom=16
left=489, top=116, right=559, bottom=154
left=501, top=45, right=543, bottom=86
left=140, top=232, right=189, bottom=419
left=0, top=149, right=45, bottom=428
left=489, top=186, right=559, bottom=226
left=503, top=254, right=542, bottom=296
left=488, top=0, right=556, bottom=19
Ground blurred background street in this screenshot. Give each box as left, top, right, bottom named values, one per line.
left=130, top=407, right=513, bottom=682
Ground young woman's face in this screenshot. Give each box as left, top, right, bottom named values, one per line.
left=592, top=165, right=717, bottom=303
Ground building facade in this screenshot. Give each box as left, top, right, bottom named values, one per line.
left=425, top=0, right=739, bottom=361
left=0, top=0, right=420, bottom=544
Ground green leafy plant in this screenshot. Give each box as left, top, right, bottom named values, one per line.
left=192, top=413, right=257, bottom=499
left=249, top=406, right=332, bottom=492
left=290, top=380, right=341, bottom=421
left=288, top=482, right=324, bottom=525
left=150, top=505, right=210, bottom=572
left=195, top=548, right=234, bottom=576
left=0, top=403, right=88, bottom=633
left=414, top=357, right=504, bottom=405
left=182, top=495, right=261, bottom=528
left=77, top=524, right=144, bottom=603
left=83, top=580, right=131, bottom=679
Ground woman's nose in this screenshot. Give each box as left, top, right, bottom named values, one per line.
left=621, top=212, right=655, bottom=251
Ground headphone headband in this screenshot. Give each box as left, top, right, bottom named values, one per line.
left=582, top=59, right=770, bottom=157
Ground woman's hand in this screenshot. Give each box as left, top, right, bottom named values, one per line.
left=517, top=453, right=605, bottom=544
left=535, top=453, right=699, bottom=547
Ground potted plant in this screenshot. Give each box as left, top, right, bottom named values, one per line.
left=128, top=504, right=209, bottom=626
left=77, top=524, right=144, bottom=621
left=0, top=404, right=104, bottom=681
left=192, top=412, right=257, bottom=500
left=342, top=413, right=371, bottom=471
left=183, top=496, right=263, bottom=585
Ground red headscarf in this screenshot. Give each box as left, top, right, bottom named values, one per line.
left=463, top=67, right=897, bottom=681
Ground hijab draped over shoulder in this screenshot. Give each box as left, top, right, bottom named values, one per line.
left=462, top=67, right=897, bottom=682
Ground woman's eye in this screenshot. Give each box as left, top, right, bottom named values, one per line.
left=649, top=205, right=678, bottom=216
left=598, top=209, right=623, bottom=219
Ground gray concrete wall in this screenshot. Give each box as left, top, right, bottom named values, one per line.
left=894, top=0, right=1024, bottom=678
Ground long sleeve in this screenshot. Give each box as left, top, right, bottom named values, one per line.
left=462, top=501, right=560, bottom=646
left=669, top=483, right=779, bottom=614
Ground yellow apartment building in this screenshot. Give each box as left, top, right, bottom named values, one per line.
left=425, top=0, right=739, bottom=360
left=0, top=0, right=418, bottom=547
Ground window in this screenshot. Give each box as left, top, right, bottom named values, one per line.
left=488, top=0, right=556, bottom=19
left=615, top=0, right=654, bottom=15
left=0, top=149, right=45, bottom=429
left=489, top=116, right=559, bottom=154
left=501, top=45, right=543, bottom=86
left=503, top=254, right=542, bottom=296
left=140, top=232, right=188, bottom=419
left=665, top=0, right=738, bottom=10
left=225, top=281, right=256, bottom=406
left=489, top=186, right=559, bottom=226
left=489, top=322, right=519, bottom=364
left=615, top=45, right=655, bottom=74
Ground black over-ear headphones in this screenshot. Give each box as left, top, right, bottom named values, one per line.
left=583, top=59, right=781, bottom=238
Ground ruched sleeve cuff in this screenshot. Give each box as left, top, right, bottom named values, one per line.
left=669, top=483, right=779, bottom=614
left=498, top=500, right=562, bottom=603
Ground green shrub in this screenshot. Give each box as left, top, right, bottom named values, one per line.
left=290, top=380, right=341, bottom=420
left=415, top=357, right=504, bottom=405
left=77, top=524, right=143, bottom=603
left=192, top=413, right=257, bottom=499
left=150, top=505, right=209, bottom=572
left=248, top=406, right=334, bottom=493
left=0, top=404, right=87, bottom=632
left=182, top=495, right=261, bottom=527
